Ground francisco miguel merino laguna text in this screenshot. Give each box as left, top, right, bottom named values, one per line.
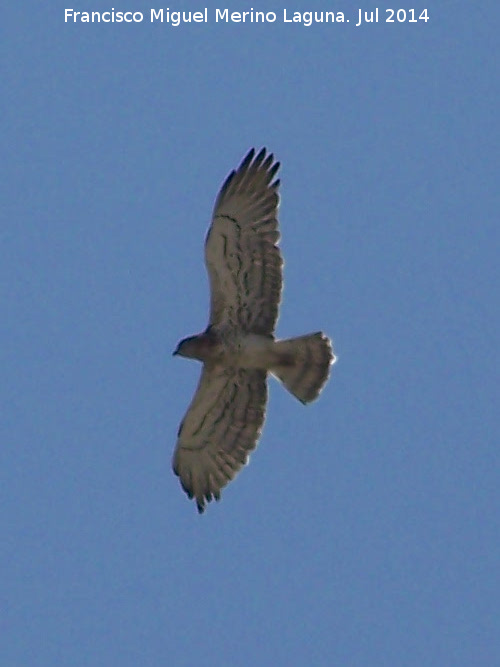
left=64, top=8, right=349, bottom=26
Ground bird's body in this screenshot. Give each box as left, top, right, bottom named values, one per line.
left=173, top=148, right=336, bottom=512
left=175, top=330, right=285, bottom=368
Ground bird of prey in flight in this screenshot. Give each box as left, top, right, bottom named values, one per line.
left=173, top=148, right=335, bottom=512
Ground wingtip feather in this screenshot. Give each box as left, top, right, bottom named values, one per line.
left=240, top=148, right=256, bottom=170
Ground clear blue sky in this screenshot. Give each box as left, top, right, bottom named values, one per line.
left=2, top=2, right=499, bottom=665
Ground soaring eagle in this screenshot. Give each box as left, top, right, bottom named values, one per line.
left=173, top=148, right=335, bottom=512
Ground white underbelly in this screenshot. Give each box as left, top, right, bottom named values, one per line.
left=235, top=334, right=277, bottom=369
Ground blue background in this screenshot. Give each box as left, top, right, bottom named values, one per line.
left=3, top=2, right=499, bottom=665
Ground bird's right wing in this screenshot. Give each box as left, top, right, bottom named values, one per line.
left=173, top=365, right=268, bottom=513
left=205, top=148, right=283, bottom=335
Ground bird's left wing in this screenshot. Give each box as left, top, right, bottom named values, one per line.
left=173, top=365, right=268, bottom=513
left=205, top=148, right=283, bottom=335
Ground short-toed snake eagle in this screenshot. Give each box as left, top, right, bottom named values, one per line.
left=173, top=148, right=335, bottom=512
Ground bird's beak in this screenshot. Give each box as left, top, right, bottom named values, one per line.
left=172, top=350, right=178, bottom=356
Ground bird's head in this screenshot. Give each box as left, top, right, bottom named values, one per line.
left=173, top=335, right=206, bottom=360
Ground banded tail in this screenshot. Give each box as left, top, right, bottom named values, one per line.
left=272, top=332, right=335, bottom=404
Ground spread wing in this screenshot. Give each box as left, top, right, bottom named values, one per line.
left=172, top=365, right=268, bottom=513
left=205, top=148, right=283, bottom=335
